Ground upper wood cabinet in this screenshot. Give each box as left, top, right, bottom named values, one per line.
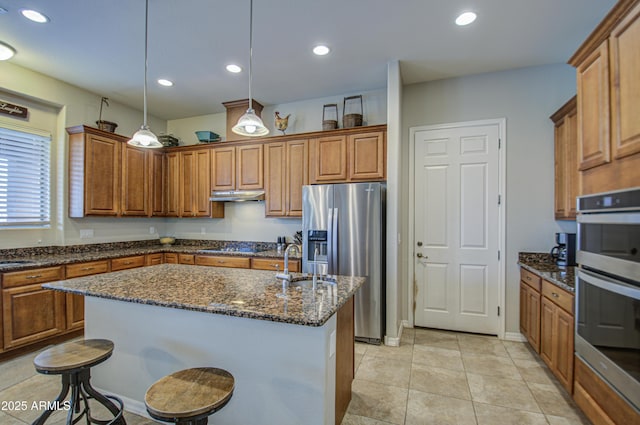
left=121, top=144, right=149, bottom=216
left=150, top=150, right=166, bottom=216
left=211, top=144, right=264, bottom=191
left=264, top=140, right=308, bottom=217
left=179, top=148, right=223, bottom=218
left=551, top=97, right=579, bottom=220
left=165, top=152, right=180, bottom=217
left=309, top=130, right=386, bottom=184
left=569, top=0, right=640, bottom=195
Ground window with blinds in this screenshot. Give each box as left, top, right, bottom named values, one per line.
left=0, top=126, right=51, bottom=227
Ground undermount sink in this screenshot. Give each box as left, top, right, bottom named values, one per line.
left=289, top=278, right=337, bottom=288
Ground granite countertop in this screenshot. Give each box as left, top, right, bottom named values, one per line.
left=0, top=240, right=301, bottom=273
left=518, top=252, right=576, bottom=292
left=44, top=264, right=362, bottom=327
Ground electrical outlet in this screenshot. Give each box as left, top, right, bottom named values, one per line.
left=150, top=226, right=156, bottom=234
left=80, top=229, right=94, bottom=239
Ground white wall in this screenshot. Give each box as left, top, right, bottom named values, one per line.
left=0, top=61, right=167, bottom=249
left=165, top=88, right=388, bottom=244
left=402, top=64, right=577, bottom=334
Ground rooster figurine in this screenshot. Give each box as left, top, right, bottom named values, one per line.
left=275, top=111, right=291, bottom=135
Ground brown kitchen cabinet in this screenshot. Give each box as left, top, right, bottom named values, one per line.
left=251, top=257, right=300, bottom=272
left=195, top=255, right=251, bottom=268
left=570, top=0, right=640, bottom=195
left=146, top=253, right=164, bottom=266
left=121, top=143, right=150, bottom=216
left=551, top=97, right=579, bottom=220
left=150, top=150, right=166, bottom=216
left=309, top=130, right=386, bottom=184
left=211, top=144, right=264, bottom=191
left=164, top=253, right=179, bottom=264
left=165, top=152, right=180, bottom=217
left=519, top=269, right=541, bottom=353
left=264, top=140, right=308, bottom=217
left=1, top=266, right=66, bottom=350
left=65, top=260, right=109, bottom=331
left=540, top=280, right=574, bottom=393
left=111, top=255, right=146, bottom=271
left=178, top=254, right=195, bottom=265
left=179, top=148, right=224, bottom=218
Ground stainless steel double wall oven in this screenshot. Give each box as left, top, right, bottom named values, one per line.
left=576, top=187, right=640, bottom=412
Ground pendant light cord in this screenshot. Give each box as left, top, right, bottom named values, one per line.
left=248, top=0, right=253, bottom=110
left=143, top=0, right=150, bottom=127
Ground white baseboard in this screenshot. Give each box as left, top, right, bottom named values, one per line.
left=384, top=320, right=409, bottom=346
left=503, top=332, right=527, bottom=342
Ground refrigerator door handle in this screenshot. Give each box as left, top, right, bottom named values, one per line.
left=327, top=208, right=334, bottom=273
left=331, top=208, right=339, bottom=275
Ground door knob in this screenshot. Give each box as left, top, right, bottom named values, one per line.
left=416, top=253, right=423, bottom=258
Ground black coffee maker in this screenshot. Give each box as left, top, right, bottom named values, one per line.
left=550, top=233, right=576, bottom=266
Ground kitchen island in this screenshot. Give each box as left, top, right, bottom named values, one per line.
left=44, top=264, right=364, bottom=425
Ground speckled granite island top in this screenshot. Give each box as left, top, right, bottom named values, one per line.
left=518, top=252, right=576, bottom=292
left=44, top=264, right=364, bottom=327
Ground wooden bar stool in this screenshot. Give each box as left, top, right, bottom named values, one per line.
left=32, top=339, right=125, bottom=425
left=145, top=367, right=234, bottom=424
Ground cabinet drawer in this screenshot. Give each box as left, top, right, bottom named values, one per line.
left=542, top=280, right=574, bottom=314
left=66, top=261, right=109, bottom=278
left=146, top=253, right=164, bottom=266
left=111, top=255, right=146, bottom=271
left=195, top=256, right=250, bottom=268
left=178, top=254, right=195, bottom=265
left=520, top=268, right=541, bottom=291
left=164, top=253, right=178, bottom=264
left=2, top=266, right=64, bottom=289
left=251, top=258, right=300, bottom=272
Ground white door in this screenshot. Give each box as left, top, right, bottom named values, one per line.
left=413, top=122, right=501, bottom=335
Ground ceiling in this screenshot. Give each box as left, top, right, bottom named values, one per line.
left=1, top=0, right=616, bottom=120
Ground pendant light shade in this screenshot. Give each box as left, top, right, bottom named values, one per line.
left=128, top=0, right=162, bottom=148
left=232, top=0, right=269, bottom=137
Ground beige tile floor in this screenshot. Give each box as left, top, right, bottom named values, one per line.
left=343, top=328, right=592, bottom=425
left=0, top=328, right=591, bottom=424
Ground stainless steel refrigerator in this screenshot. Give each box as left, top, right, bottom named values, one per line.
left=302, top=182, right=386, bottom=344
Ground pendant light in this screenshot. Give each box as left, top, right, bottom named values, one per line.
left=232, top=0, right=269, bottom=137
left=128, top=0, right=162, bottom=148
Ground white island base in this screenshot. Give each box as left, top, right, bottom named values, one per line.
left=85, top=297, right=342, bottom=425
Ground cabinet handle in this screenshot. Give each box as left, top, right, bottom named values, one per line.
left=526, top=276, right=531, bottom=281
left=124, top=261, right=132, bottom=265
left=26, top=274, right=43, bottom=279
left=81, top=267, right=95, bottom=271
left=218, top=260, right=225, bottom=264
left=552, top=292, right=559, bottom=298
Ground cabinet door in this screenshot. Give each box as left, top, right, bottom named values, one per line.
left=310, top=135, right=348, bottom=183
left=84, top=134, right=120, bottom=215
left=164, top=253, right=178, bottom=264
left=553, top=103, right=579, bottom=220
left=577, top=41, right=611, bottom=171
left=146, top=253, right=164, bottom=266
left=520, top=282, right=529, bottom=336
left=286, top=140, right=308, bottom=217
left=66, top=261, right=109, bottom=278
left=540, top=297, right=555, bottom=367
left=2, top=284, right=65, bottom=349
left=565, top=110, right=579, bottom=218
left=554, top=306, right=574, bottom=392
left=348, top=131, right=385, bottom=181
left=264, top=142, right=286, bottom=217
left=111, top=255, right=146, bottom=271
left=237, top=144, right=264, bottom=190
left=610, top=2, right=640, bottom=160
left=121, top=144, right=149, bottom=216
left=251, top=258, right=300, bottom=272
left=165, top=152, right=180, bottom=217
left=527, top=286, right=541, bottom=353
left=178, top=254, right=195, bottom=265
left=195, top=255, right=251, bottom=268
left=150, top=150, right=166, bottom=216
left=554, top=120, right=569, bottom=219
left=66, top=293, right=84, bottom=330
left=211, top=146, right=236, bottom=191
left=194, top=150, right=212, bottom=217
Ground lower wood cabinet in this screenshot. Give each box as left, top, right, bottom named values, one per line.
left=178, top=254, right=195, bottom=265
left=195, top=255, right=251, bottom=269
left=146, top=253, right=164, bottom=266
left=111, top=255, right=146, bottom=271
left=519, top=269, right=541, bottom=353
left=251, top=258, right=300, bottom=272
left=65, top=293, right=85, bottom=331
left=2, top=283, right=66, bottom=349
left=164, top=253, right=178, bottom=264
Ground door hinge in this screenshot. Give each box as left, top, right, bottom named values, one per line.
left=498, top=250, right=501, bottom=261
left=497, top=306, right=501, bottom=316
left=498, top=194, right=501, bottom=205
left=498, top=138, right=501, bottom=149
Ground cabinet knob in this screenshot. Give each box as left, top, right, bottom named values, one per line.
left=26, top=274, right=43, bottom=279
left=552, top=292, right=559, bottom=298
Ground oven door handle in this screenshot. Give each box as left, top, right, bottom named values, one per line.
left=578, top=269, right=640, bottom=300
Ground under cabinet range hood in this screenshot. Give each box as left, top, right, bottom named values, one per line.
left=210, top=190, right=265, bottom=202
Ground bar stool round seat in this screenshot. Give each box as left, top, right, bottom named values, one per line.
left=33, top=339, right=125, bottom=425
left=145, top=367, right=234, bottom=424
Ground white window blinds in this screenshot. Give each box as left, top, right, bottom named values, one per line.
left=0, top=126, right=51, bottom=227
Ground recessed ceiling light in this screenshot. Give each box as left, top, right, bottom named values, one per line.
left=20, top=9, right=50, bottom=23
left=313, top=45, right=330, bottom=56
left=455, top=11, right=477, bottom=26
left=157, top=79, right=174, bottom=87
left=226, top=64, right=242, bottom=73
left=0, top=42, right=16, bottom=61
